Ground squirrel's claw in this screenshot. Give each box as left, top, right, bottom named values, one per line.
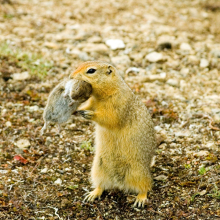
left=133, top=193, right=147, bottom=208
left=83, top=187, right=103, bottom=203
left=77, top=110, right=94, bottom=120
left=83, top=191, right=100, bottom=203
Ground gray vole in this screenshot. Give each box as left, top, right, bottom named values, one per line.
left=41, top=78, right=92, bottom=134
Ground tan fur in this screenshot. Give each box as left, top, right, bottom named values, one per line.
left=70, top=61, right=156, bottom=207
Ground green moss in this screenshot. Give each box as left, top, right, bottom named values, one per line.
left=0, top=42, right=53, bottom=78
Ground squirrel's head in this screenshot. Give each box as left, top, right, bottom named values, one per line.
left=69, top=61, right=120, bottom=98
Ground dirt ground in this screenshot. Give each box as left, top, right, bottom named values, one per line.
left=0, top=0, right=220, bottom=219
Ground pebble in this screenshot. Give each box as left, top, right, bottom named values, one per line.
left=78, top=52, right=90, bottom=61
left=28, top=105, right=40, bottom=112
left=45, top=137, right=52, bottom=146
left=200, top=58, right=209, bottom=68
left=206, top=142, right=218, bottom=151
left=54, top=178, right=62, bottom=185
left=166, top=78, right=179, bottom=87
left=145, top=52, right=163, bottom=62
left=15, top=138, right=30, bottom=149
left=195, top=151, right=209, bottom=156
left=5, top=121, right=12, bottom=127
left=180, top=68, right=190, bottom=76
left=175, top=131, right=190, bottom=137
left=83, top=43, right=108, bottom=53
left=154, top=175, right=168, bottom=181
left=199, top=190, right=207, bottom=196
left=12, top=72, right=30, bottom=81
left=180, top=42, right=192, bottom=51
left=44, top=42, right=59, bottom=49
left=41, top=168, right=48, bottom=173
left=0, top=170, right=8, bottom=174
left=126, top=74, right=166, bottom=83
left=125, top=67, right=140, bottom=75
left=111, top=55, right=131, bottom=66
left=105, top=39, right=125, bottom=50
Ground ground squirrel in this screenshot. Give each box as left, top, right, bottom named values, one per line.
left=70, top=61, right=156, bottom=207
left=41, top=79, right=92, bottom=134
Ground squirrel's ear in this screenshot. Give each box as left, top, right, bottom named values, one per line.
left=107, top=66, right=113, bottom=75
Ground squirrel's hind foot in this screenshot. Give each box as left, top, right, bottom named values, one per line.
left=83, top=187, right=103, bottom=203
left=133, top=193, right=147, bottom=208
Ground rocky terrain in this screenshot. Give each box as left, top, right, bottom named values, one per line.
left=0, top=0, right=220, bottom=219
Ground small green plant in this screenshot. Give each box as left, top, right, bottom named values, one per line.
left=66, top=185, right=78, bottom=190
left=80, top=140, right=93, bottom=151
left=198, top=166, right=207, bottom=175
left=0, top=42, right=53, bottom=78
left=184, top=164, right=191, bottom=169
left=208, top=184, right=220, bottom=200
left=191, top=192, right=200, bottom=202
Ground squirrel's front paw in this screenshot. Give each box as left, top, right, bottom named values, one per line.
left=77, top=110, right=94, bottom=120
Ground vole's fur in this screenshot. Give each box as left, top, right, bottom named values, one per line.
left=41, top=79, right=92, bottom=134
left=70, top=61, right=156, bottom=207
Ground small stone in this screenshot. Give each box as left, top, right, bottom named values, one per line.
left=166, top=79, right=179, bottom=87
left=61, top=198, right=70, bottom=208
left=111, top=55, right=131, bottom=66
left=129, top=53, right=144, bottom=62
left=180, top=68, right=190, bottom=76
left=206, top=142, right=218, bottom=151
left=126, top=74, right=166, bottom=83
left=175, top=131, right=190, bottom=137
left=200, top=59, right=209, bottom=68
left=188, top=55, right=199, bottom=65
left=105, top=39, right=125, bottom=50
left=15, top=138, right=30, bottom=149
left=29, top=106, right=39, bottom=112
left=83, top=43, right=108, bottom=53
left=54, top=178, right=62, bottom=185
left=154, top=126, right=163, bottom=132
left=5, top=121, right=12, bottom=127
left=195, top=151, right=209, bottom=156
left=45, top=137, right=52, bottom=146
left=199, top=190, right=207, bottom=196
left=41, top=168, right=48, bottom=173
left=88, top=36, right=102, bottom=43
left=213, top=114, right=220, bottom=123
left=154, top=175, right=168, bottom=181
left=146, top=52, right=163, bottom=62
left=0, top=170, right=8, bottom=174
left=125, top=67, right=140, bottom=75
left=44, top=42, right=59, bottom=49
left=78, top=52, right=90, bottom=61
left=15, top=148, right=23, bottom=155
left=180, top=42, right=192, bottom=51
left=12, top=72, right=30, bottom=81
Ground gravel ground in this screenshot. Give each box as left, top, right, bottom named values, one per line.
left=0, top=0, right=220, bottom=219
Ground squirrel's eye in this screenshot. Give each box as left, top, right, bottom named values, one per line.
left=86, top=68, right=96, bottom=74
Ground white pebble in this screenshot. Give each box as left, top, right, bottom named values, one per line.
left=54, top=178, right=62, bottom=185
left=15, top=138, right=30, bottom=149
left=5, top=121, right=12, bottom=127
left=180, top=42, right=192, bottom=51
left=200, top=59, right=209, bottom=68
left=41, top=168, right=48, bottom=173
left=146, top=52, right=163, bottom=62
left=105, top=39, right=125, bottom=50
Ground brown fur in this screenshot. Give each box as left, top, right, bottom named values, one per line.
left=70, top=61, right=156, bottom=207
